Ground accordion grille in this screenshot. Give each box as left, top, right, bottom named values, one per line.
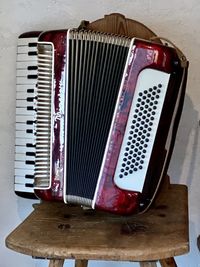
left=34, top=43, right=53, bottom=188
left=65, top=31, right=130, bottom=203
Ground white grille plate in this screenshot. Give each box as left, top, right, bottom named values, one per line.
left=114, top=68, right=170, bottom=192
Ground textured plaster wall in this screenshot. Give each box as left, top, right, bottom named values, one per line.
left=0, top=0, right=200, bottom=266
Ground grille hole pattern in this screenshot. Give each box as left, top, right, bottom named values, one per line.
left=119, top=84, right=162, bottom=179
left=114, top=68, right=170, bottom=192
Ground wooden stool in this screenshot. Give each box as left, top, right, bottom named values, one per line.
left=6, top=176, right=189, bottom=267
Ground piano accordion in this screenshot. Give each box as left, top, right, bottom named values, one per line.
left=15, top=28, right=188, bottom=214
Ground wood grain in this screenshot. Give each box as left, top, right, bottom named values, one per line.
left=49, top=259, right=64, bottom=267
left=85, top=13, right=160, bottom=41
left=75, top=259, right=88, bottom=267
left=160, top=257, right=178, bottom=267
left=140, top=262, right=157, bottom=267
left=5, top=183, right=188, bottom=262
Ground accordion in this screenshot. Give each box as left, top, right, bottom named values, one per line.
left=15, top=28, right=188, bottom=215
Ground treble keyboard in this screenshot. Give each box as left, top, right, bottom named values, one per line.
left=14, top=32, right=40, bottom=198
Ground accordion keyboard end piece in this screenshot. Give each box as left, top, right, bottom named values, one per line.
left=34, top=41, right=54, bottom=190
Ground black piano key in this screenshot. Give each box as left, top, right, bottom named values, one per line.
left=25, top=160, right=35, bottom=165
left=28, top=66, right=38, bottom=70
left=26, top=120, right=34, bottom=125
left=26, top=143, right=36, bottom=148
left=27, top=89, right=34, bottom=93
left=25, top=174, right=34, bottom=179
left=26, top=129, right=33, bottom=134
left=28, top=51, right=37, bottom=56
left=27, top=97, right=34, bottom=102
left=27, top=106, right=34, bottom=111
left=26, top=152, right=35, bottom=156
left=25, top=183, right=34, bottom=188
left=28, top=42, right=37, bottom=47
left=27, top=74, right=38, bottom=79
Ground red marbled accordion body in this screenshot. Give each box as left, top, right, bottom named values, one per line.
left=94, top=40, right=183, bottom=214
left=34, top=30, right=187, bottom=215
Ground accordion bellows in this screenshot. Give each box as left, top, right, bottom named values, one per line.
left=15, top=27, right=188, bottom=215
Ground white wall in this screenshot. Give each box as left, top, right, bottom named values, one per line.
left=0, top=0, right=200, bottom=266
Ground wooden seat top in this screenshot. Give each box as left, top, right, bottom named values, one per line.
left=6, top=181, right=189, bottom=262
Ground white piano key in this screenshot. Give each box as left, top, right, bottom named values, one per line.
left=15, top=145, right=35, bottom=154
left=16, top=115, right=36, bottom=123
left=16, top=107, right=35, bottom=116
left=15, top=176, right=34, bottom=184
left=15, top=161, right=35, bottom=170
left=15, top=130, right=35, bottom=139
left=17, top=61, right=37, bottom=70
left=17, top=53, right=38, bottom=62
left=17, top=37, right=38, bottom=46
left=16, top=91, right=36, bottom=99
left=15, top=149, right=36, bottom=158
left=17, top=69, right=37, bottom=77
left=16, top=100, right=28, bottom=107
left=15, top=122, right=35, bottom=130
left=15, top=135, right=34, bottom=142
left=16, top=84, right=36, bottom=92
left=18, top=133, right=35, bottom=141
left=16, top=76, right=37, bottom=85
left=15, top=168, right=34, bottom=176
left=15, top=138, right=36, bottom=146
left=15, top=124, right=35, bottom=132
left=16, top=99, right=36, bottom=108
left=17, top=104, right=35, bottom=111
left=15, top=151, right=35, bottom=161
left=15, top=153, right=35, bottom=161
left=17, top=46, right=37, bottom=54
left=15, top=184, right=34, bottom=193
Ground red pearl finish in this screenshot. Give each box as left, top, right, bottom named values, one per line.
left=34, top=32, right=182, bottom=215
left=94, top=40, right=179, bottom=214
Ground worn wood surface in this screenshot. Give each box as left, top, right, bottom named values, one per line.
left=6, top=182, right=188, bottom=262
left=140, top=261, right=157, bottom=267
left=84, top=13, right=160, bottom=41
left=49, top=259, right=64, bottom=267
left=47, top=254, right=178, bottom=266
left=138, top=256, right=178, bottom=266
left=75, top=259, right=88, bottom=267
left=159, top=257, right=178, bottom=267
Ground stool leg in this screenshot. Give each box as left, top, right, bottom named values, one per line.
left=140, top=262, right=157, bottom=267
left=159, top=258, right=177, bottom=267
left=75, top=259, right=88, bottom=267
left=49, top=259, right=65, bottom=267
